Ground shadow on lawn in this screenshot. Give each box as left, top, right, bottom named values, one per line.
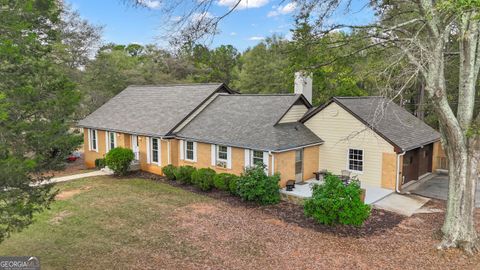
left=126, top=171, right=405, bottom=238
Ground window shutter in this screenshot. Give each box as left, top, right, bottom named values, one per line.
left=105, top=131, right=109, bottom=152
left=158, top=139, right=162, bottom=165
left=179, top=140, right=184, bottom=160
left=263, top=152, right=269, bottom=175
left=94, top=130, right=99, bottom=152
left=193, top=142, right=197, bottom=162
left=87, top=129, right=91, bottom=151
left=113, top=132, right=117, bottom=148
left=227, top=147, right=232, bottom=169
left=211, top=144, right=216, bottom=166
left=146, top=137, right=151, bottom=164
left=244, top=149, right=251, bottom=169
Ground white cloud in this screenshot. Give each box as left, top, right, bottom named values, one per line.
left=267, top=2, right=297, bottom=17
left=230, top=32, right=237, bottom=36
left=138, top=0, right=161, bottom=9
left=249, top=36, right=265, bottom=41
left=217, top=0, right=269, bottom=10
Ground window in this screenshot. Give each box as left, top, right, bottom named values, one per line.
left=109, top=132, right=116, bottom=150
left=348, top=149, right=363, bottom=172
left=216, top=145, right=228, bottom=168
left=185, top=141, right=194, bottom=161
left=90, top=129, right=97, bottom=151
left=152, top=138, right=159, bottom=164
left=252, top=150, right=264, bottom=166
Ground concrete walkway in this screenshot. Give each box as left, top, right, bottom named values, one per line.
left=35, top=169, right=112, bottom=186
left=409, top=174, right=480, bottom=207
left=373, top=193, right=431, bottom=216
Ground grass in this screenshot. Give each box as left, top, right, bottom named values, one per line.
left=0, top=176, right=210, bottom=269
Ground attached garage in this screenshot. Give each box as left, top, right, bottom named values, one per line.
left=402, top=143, right=434, bottom=185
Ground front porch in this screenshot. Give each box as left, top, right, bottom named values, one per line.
left=280, top=179, right=393, bottom=205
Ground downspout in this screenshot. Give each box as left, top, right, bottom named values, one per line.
left=395, top=151, right=406, bottom=193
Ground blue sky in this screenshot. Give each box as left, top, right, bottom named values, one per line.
left=66, top=0, right=374, bottom=51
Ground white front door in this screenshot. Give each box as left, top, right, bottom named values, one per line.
left=132, top=135, right=139, bottom=160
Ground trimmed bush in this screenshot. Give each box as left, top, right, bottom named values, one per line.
left=162, top=164, right=177, bottom=180
left=213, top=173, right=237, bottom=191
left=95, top=158, right=106, bottom=169
left=304, top=173, right=371, bottom=227
left=191, top=168, right=216, bottom=191
left=228, top=175, right=239, bottom=195
left=174, top=165, right=196, bottom=184
left=237, top=165, right=280, bottom=205
left=105, top=147, right=134, bottom=176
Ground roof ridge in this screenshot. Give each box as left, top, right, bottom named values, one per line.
left=334, top=96, right=385, bottom=99
left=217, top=93, right=299, bottom=96
left=127, top=83, right=222, bottom=88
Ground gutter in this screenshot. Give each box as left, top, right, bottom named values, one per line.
left=395, top=151, right=406, bottom=193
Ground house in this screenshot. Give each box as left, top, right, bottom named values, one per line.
left=77, top=74, right=442, bottom=194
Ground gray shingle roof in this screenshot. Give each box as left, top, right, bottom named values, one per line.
left=176, top=94, right=324, bottom=151
left=303, top=96, right=440, bottom=151
left=77, top=84, right=226, bottom=136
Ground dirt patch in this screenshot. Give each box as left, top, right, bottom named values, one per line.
left=50, top=210, right=72, bottom=225
left=56, top=186, right=92, bottom=200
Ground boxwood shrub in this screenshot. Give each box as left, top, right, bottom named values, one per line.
left=237, top=165, right=280, bottom=205
left=162, top=164, right=177, bottom=180
left=95, top=158, right=106, bottom=169
left=174, top=165, right=196, bottom=184
left=191, top=168, right=216, bottom=191
left=105, top=147, right=134, bottom=176
left=228, top=175, right=239, bottom=195
left=304, top=173, right=371, bottom=227
left=213, top=173, right=237, bottom=191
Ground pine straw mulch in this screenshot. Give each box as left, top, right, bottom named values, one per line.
left=130, top=171, right=404, bottom=237
left=122, top=171, right=480, bottom=269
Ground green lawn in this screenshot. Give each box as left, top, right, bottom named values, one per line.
left=0, top=177, right=210, bottom=269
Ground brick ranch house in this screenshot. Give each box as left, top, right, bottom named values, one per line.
left=77, top=74, right=443, bottom=194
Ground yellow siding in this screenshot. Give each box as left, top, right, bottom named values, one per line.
left=273, top=145, right=319, bottom=187
left=177, top=141, right=246, bottom=175
left=278, top=105, right=308, bottom=123
left=304, top=102, right=396, bottom=187
left=83, top=128, right=107, bottom=168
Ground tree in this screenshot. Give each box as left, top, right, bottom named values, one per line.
left=296, top=0, right=480, bottom=252
left=232, top=36, right=290, bottom=93
left=0, top=0, right=82, bottom=241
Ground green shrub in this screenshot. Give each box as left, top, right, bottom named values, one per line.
left=105, top=147, right=134, bottom=176
left=213, top=173, right=237, bottom=191
left=95, top=158, right=105, bottom=169
left=191, top=168, right=216, bottom=191
left=237, top=165, right=280, bottom=205
left=228, top=175, right=239, bottom=195
left=174, top=165, right=196, bottom=184
left=304, top=173, right=371, bottom=227
left=162, top=164, right=177, bottom=180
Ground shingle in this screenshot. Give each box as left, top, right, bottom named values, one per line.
left=77, top=84, right=224, bottom=136
left=176, top=94, right=324, bottom=151
left=334, top=97, right=440, bottom=151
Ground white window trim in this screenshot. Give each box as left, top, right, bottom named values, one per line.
left=89, top=129, right=98, bottom=152
left=184, top=140, right=196, bottom=162
left=106, top=131, right=117, bottom=152
left=150, top=137, right=161, bottom=165
left=251, top=150, right=265, bottom=167
left=214, top=145, right=231, bottom=169
left=347, top=148, right=364, bottom=174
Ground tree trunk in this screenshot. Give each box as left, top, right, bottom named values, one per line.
left=416, top=81, right=425, bottom=120
left=440, top=138, right=479, bottom=253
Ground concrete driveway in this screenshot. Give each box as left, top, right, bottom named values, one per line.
left=410, top=174, right=480, bottom=208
